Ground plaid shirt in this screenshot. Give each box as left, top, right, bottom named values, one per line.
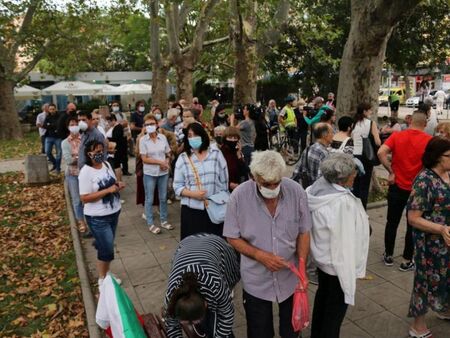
left=292, top=142, right=329, bottom=184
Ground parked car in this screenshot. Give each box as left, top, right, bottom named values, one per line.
left=406, top=95, right=420, bottom=108
left=378, top=87, right=406, bottom=106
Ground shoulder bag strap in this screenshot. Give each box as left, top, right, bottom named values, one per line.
left=338, top=137, right=351, bottom=152
left=186, top=154, right=208, bottom=207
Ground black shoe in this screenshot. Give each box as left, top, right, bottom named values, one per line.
left=399, top=261, right=415, bottom=272
left=123, top=172, right=132, bottom=176
left=383, top=253, right=394, bottom=266
left=49, top=166, right=56, bottom=172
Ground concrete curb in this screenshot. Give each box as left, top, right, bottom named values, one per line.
left=366, top=200, right=388, bottom=210
left=64, top=182, right=101, bottom=338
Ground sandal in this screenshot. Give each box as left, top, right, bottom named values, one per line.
left=78, top=221, right=87, bottom=233
left=409, top=328, right=432, bottom=338
left=149, top=225, right=161, bottom=234
left=161, top=221, right=174, bottom=230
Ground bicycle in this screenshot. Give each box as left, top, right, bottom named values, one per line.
left=270, top=126, right=301, bottom=165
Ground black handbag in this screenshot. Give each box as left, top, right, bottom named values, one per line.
left=362, top=121, right=380, bottom=165
left=300, top=147, right=312, bottom=189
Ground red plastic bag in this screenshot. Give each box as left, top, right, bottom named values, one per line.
left=289, top=258, right=310, bottom=332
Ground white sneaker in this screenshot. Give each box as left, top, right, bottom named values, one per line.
left=120, top=199, right=125, bottom=204
left=141, top=213, right=146, bottom=220
left=167, top=199, right=173, bottom=205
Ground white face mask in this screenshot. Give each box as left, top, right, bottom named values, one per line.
left=68, top=125, right=80, bottom=134
left=112, top=106, right=120, bottom=113
left=155, top=113, right=162, bottom=121
left=138, top=106, right=145, bottom=112
left=146, top=125, right=157, bottom=134
left=259, top=184, right=281, bottom=199
left=78, top=120, right=88, bottom=131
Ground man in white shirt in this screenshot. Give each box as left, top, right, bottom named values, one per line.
left=434, top=89, right=446, bottom=115
left=36, top=103, right=49, bottom=154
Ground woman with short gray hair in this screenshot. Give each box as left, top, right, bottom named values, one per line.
left=307, top=153, right=370, bottom=338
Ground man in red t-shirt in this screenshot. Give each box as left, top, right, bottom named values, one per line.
left=377, top=111, right=432, bottom=271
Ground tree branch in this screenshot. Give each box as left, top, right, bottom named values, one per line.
left=256, top=0, right=290, bottom=57
left=180, top=35, right=229, bottom=54
left=189, top=0, right=220, bottom=60
left=164, top=1, right=181, bottom=58
left=10, top=0, right=41, bottom=59
left=178, top=1, right=192, bottom=34
left=14, top=39, right=51, bottom=82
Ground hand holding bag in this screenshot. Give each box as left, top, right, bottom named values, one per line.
left=289, top=258, right=310, bottom=332
left=186, top=154, right=229, bottom=224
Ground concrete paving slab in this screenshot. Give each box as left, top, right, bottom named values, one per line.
left=76, top=159, right=449, bottom=337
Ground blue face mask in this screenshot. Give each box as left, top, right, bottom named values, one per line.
left=188, top=136, right=202, bottom=150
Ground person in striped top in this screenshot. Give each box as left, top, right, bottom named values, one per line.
left=173, top=122, right=229, bottom=239
left=164, top=233, right=240, bottom=338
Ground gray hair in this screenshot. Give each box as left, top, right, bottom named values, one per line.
left=250, top=150, right=286, bottom=182
left=320, top=153, right=356, bottom=184
left=167, top=108, right=180, bottom=120
left=313, top=122, right=332, bottom=140
left=214, top=125, right=226, bottom=135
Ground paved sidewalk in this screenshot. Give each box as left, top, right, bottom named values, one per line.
left=0, top=159, right=24, bottom=173
left=80, top=171, right=450, bottom=338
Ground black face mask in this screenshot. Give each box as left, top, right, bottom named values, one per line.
left=224, top=140, right=238, bottom=150
left=215, top=136, right=223, bottom=145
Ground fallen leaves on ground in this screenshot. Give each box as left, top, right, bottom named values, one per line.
left=0, top=131, right=41, bottom=160
left=0, top=172, right=88, bottom=337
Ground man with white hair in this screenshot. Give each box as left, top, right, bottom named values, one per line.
left=162, top=108, right=180, bottom=132
left=224, top=150, right=311, bottom=338
left=36, top=103, right=49, bottom=153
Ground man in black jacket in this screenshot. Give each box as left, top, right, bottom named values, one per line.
left=43, top=103, right=63, bottom=173
left=57, top=102, right=77, bottom=139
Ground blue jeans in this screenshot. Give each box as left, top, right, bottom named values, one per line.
left=242, top=145, right=254, bottom=167
left=85, top=211, right=120, bottom=262
left=66, top=174, right=84, bottom=221
left=45, top=136, right=62, bottom=171
left=143, top=173, right=168, bottom=225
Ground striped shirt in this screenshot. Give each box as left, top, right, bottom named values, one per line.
left=164, top=234, right=241, bottom=338
left=173, top=145, right=229, bottom=210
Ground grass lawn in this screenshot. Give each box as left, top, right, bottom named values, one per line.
left=0, top=131, right=41, bottom=160
left=0, top=172, right=88, bottom=337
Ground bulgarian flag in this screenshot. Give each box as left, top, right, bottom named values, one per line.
left=96, top=275, right=147, bottom=338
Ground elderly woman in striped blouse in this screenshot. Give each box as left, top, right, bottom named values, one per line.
left=164, top=233, right=240, bottom=338
left=173, top=122, right=229, bottom=240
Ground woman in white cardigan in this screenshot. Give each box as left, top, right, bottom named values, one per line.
left=306, top=153, right=370, bottom=338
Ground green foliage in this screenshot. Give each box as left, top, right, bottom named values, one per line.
left=386, top=0, right=450, bottom=72
left=36, top=5, right=151, bottom=76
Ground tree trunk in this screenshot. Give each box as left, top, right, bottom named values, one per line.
left=233, top=40, right=257, bottom=106
left=230, top=0, right=258, bottom=107
left=0, top=78, right=23, bottom=140
left=175, top=61, right=194, bottom=104
left=230, top=0, right=289, bottom=108
left=336, top=0, right=421, bottom=119
left=151, top=64, right=169, bottom=110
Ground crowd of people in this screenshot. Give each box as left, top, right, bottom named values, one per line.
left=35, top=94, right=449, bottom=338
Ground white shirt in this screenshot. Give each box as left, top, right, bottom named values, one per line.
left=139, top=133, right=171, bottom=176
left=78, top=163, right=121, bottom=216
left=36, top=111, right=47, bottom=136
left=351, top=118, right=371, bottom=156
left=434, top=90, right=446, bottom=103
left=97, top=125, right=107, bottom=138
left=306, top=179, right=370, bottom=305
